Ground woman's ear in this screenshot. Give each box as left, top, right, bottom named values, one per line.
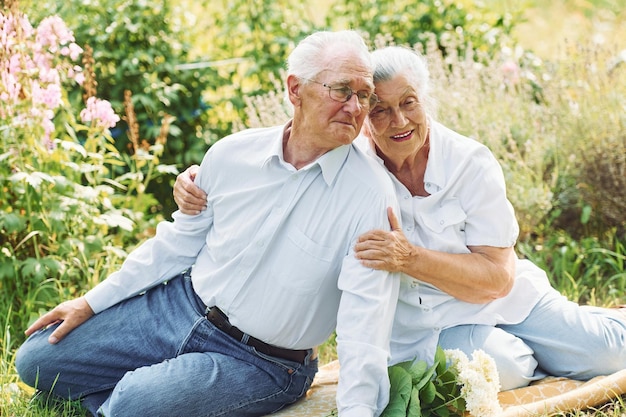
left=286, top=75, right=302, bottom=107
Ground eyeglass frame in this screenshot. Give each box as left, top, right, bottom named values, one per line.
left=301, top=78, right=379, bottom=109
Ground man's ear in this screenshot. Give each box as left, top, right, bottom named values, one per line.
left=286, top=75, right=302, bottom=107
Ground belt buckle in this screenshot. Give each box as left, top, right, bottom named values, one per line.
left=207, top=307, right=233, bottom=334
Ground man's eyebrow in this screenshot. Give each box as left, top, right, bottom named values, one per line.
left=326, top=78, right=351, bottom=86
left=327, top=78, right=375, bottom=92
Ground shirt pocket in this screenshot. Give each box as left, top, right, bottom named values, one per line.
left=276, top=227, right=336, bottom=295
left=419, top=198, right=467, bottom=234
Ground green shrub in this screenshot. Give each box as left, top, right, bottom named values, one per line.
left=0, top=7, right=171, bottom=345
left=22, top=0, right=218, bottom=216
left=327, top=0, right=521, bottom=60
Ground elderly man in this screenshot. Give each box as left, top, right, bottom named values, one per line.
left=15, top=30, right=400, bottom=417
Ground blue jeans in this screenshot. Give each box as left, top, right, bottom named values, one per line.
left=439, top=288, right=626, bottom=390
left=15, top=272, right=318, bottom=416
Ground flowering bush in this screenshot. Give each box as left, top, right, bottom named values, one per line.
left=0, top=6, right=174, bottom=343
left=381, top=347, right=502, bottom=417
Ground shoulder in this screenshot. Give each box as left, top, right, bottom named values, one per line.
left=433, top=122, right=500, bottom=173
left=435, top=122, right=491, bottom=155
left=209, top=125, right=281, bottom=154
left=343, top=143, right=396, bottom=194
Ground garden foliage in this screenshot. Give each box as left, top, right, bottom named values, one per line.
left=22, top=0, right=218, bottom=214
left=0, top=5, right=173, bottom=343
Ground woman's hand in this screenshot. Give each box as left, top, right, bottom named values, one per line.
left=25, top=297, right=95, bottom=344
left=173, top=165, right=207, bottom=215
left=354, top=207, right=414, bottom=273
left=355, top=209, right=516, bottom=303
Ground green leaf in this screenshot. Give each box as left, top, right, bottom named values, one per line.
left=407, top=385, right=422, bottom=417
left=382, top=365, right=412, bottom=417
left=0, top=212, right=26, bottom=233
left=420, top=380, right=437, bottom=404
left=20, top=258, right=46, bottom=280
left=413, top=362, right=437, bottom=391
left=408, top=360, right=428, bottom=384
left=434, top=346, right=448, bottom=375
left=0, top=259, right=15, bottom=279
left=438, top=368, right=458, bottom=384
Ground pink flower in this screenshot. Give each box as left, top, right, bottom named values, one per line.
left=1, top=71, right=21, bottom=103
left=68, top=65, right=85, bottom=85
left=60, top=43, right=83, bottom=61
left=80, top=97, right=121, bottom=129
left=39, top=66, right=61, bottom=84
left=0, top=13, right=33, bottom=47
left=501, top=60, right=521, bottom=85
left=31, top=80, right=63, bottom=109
left=36, top=15, right=75, bottom=53
left=8, top=53, right=22, bottom=74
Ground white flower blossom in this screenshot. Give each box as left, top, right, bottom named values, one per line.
left=445, top=349, right=503, bottom=417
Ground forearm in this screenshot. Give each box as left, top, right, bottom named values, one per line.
left=401, top=245, right=515, bottom=303
left=336, top=258, right=400, bottom=416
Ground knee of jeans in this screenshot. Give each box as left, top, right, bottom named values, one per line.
left=15, top=339, right=43, bottom=388
left=496, top=353, right=538, bottom=391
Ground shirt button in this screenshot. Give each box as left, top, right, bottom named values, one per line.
left=434, top=327, right=440, bottom=332
left=439, top=220, right=444, bottom=225
left=404, top=195, right=410, bottom=200
left=257, top=241, right=264, bottom=247
left=423, top=307, right=431, bottom=312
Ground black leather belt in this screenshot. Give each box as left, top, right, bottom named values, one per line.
left=206, top=307, right=309, bottom=364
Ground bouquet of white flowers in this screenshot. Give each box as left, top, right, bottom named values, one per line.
left=381, top=346, right=502, bottom=417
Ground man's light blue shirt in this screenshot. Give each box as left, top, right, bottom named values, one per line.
left=85, top=122, right=401, bottom=417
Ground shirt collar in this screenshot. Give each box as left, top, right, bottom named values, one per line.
left=422, top=120, right=445, bottom=190
left=263, top=120, right=351, bottom=186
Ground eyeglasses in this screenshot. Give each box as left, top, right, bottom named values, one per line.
left=303, top=79, right=379, bottom=109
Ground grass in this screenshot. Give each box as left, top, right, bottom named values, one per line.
left=2, top=0, right=626, bottom=416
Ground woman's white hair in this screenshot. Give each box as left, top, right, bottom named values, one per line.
left=287, top=30, right=373, bottom=80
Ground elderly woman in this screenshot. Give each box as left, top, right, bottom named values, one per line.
left=174, top=46, right=626, bottom=391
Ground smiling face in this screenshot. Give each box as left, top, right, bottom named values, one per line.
left=365, top=71, right=429, bottom=163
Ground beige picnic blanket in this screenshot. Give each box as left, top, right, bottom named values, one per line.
left=271, top=361, right=626, bottom=417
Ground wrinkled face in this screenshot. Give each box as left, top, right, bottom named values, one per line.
left=365, top=72, right=429, bottom=160
left=294, top=48, right=376, bottom=149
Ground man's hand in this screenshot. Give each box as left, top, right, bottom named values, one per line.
left=173, top=165, right=207, bottom=215
left=354, top=207, right=414, bottom=273
left=25, top=296, right=95, bottom=344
